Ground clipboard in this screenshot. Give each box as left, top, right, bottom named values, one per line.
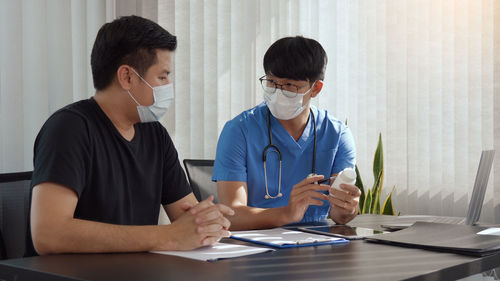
left=230, top=227, right=349, bottom=248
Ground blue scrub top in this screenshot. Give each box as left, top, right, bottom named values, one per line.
left=212, top=102, right=356, bottom=223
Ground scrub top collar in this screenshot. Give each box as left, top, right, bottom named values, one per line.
left=267, top=105, right=316, bottom=152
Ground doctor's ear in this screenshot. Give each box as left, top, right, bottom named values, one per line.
left=116, top=65, right=135, bottom=91
left=310, top=80, right=324, bottom=98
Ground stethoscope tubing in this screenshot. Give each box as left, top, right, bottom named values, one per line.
left=262, top=108, right=317, bottom=199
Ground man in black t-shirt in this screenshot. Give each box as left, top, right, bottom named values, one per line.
left=28, top=15, right=233, bottom=256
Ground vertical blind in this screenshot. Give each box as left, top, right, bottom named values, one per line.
left=1, top=0, right=499, bottom=223
left=0, top=0, right=158, bottom=171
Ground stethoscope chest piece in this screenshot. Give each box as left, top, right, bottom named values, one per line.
left=264, top=192, right=282, bottom=199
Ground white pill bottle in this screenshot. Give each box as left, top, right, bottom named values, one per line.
left=331, top=167, right=357, bottom=191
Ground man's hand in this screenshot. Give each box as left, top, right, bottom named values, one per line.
left=283, top=175, right=330, bottom=223
left=162, top=196, right=234, bottom=250
left=329, top=183, right=361, bottom=224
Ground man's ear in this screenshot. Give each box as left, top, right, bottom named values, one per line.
left=310, top=80, right=324, bottom=98
left=116, top=65, right=134, bottom=91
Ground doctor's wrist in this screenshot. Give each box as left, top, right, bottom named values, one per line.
left=278, top=206, right=297, bottom=225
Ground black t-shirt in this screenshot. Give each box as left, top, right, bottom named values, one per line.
left=25, top=98, right=191, bottom=256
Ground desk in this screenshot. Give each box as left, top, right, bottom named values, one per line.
left=1, top=215, right=499, bottom=281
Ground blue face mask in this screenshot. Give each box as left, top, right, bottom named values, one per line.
left=127, top=69, right=174, bottom=123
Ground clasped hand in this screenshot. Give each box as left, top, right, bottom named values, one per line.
left=170, top=196, right=234, bottom=250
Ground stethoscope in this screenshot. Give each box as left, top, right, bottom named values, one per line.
left=262, top=108, right=317, bottom=199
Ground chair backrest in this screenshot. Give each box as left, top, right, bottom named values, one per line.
left=183, top=160, right=217, bottom=203
left=0, top=225, right=6, bottom=259
left=0, top=171, right=32, bottom=259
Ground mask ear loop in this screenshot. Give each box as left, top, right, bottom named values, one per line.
left=127, top=68, right=154, bottom=107
left=126, top=90, right=141, bottom=106
left=130, top=68, right=154, bottom=89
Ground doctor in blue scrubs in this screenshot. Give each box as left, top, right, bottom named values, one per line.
left=212, top=36, right=360, bottom=230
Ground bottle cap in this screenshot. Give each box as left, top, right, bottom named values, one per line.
left=340, top=167, right=356, bottom=181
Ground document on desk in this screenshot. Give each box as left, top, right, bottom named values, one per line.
left=477, top=228, right=500, bottom=236
left=231, top=227, right=349, bottom=248
left=366, top=222, right=500, bottom=256
left=151, top=242, right=274, bottom=261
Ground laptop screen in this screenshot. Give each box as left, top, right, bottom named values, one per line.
left=465, top=150, right=495, bottom=225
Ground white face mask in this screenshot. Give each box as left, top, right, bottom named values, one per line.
left=127, top=69, right=174, bottom=123
left=263, top=86, right=313, bottom=120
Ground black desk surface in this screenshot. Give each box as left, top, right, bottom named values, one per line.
left=1, top=215, right=499, bottom=281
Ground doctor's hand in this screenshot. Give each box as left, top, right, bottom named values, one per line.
left=166, top=196, right=234, bottom=250
left=329, top=183, right=361, bottom=225
left=283, top=175, right=330, bottom=223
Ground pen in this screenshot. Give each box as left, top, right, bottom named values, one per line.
left=318, top=177, right=333, bottom=185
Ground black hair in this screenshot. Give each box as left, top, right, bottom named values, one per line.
left=91, top=15, right=177, bottom=90
left=263, top=36, right=327, bottom=83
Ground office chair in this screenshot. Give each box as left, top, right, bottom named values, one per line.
left=182, top=160, right=218, bottom=203
left=0, top=171, right=32, bottom=259
left=0, top=227, right=6, bottom=259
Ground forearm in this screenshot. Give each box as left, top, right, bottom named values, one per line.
left=32, top=218, right=171, bottom=255
left=228, top=205, right=291, bottom=230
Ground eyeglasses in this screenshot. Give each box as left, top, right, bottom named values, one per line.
left=259, top=75, right=311, bottom=98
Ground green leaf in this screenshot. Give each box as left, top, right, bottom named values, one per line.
left=372, top=191, right=381, bottom=214
left=355, top=165, right=365, bottom=214
left=370, top=170, right=383, bottom=214
left=381, top=187, right=395, bottom=215
left=371, top=134, right=384, bottom=214
left=373, top=133, right=384, bottom=183
left=375, top=170, right=385, bottom=199
left=363, top=189, right=373, bottom=214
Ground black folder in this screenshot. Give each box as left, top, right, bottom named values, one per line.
left=366, top=222, right=500, bottom=256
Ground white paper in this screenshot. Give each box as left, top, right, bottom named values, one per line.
left=151, top=242, right=273, bottom=261
left=231, top=228, right=344, bottom=246
left=477, top=228, right=500, bottom=236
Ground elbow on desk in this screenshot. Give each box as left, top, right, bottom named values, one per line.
left=31, top=223, right=65, bottom=255
left=32, top=231, right=57, bottom=255
left=33, top=241, right=53, bottom=256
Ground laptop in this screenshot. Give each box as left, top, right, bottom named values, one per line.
left=381, top=150, right=495, bottom=230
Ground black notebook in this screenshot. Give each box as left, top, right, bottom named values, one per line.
left=366, top=221, right=500, bottom=256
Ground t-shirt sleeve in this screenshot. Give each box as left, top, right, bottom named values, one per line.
left=161, top=130, right=192, bottom=205
left=31, top=111, right=91, bottom=197
left=331, top=124, right=356, bottom=175
left=212, top=120, right=247, bottom=182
